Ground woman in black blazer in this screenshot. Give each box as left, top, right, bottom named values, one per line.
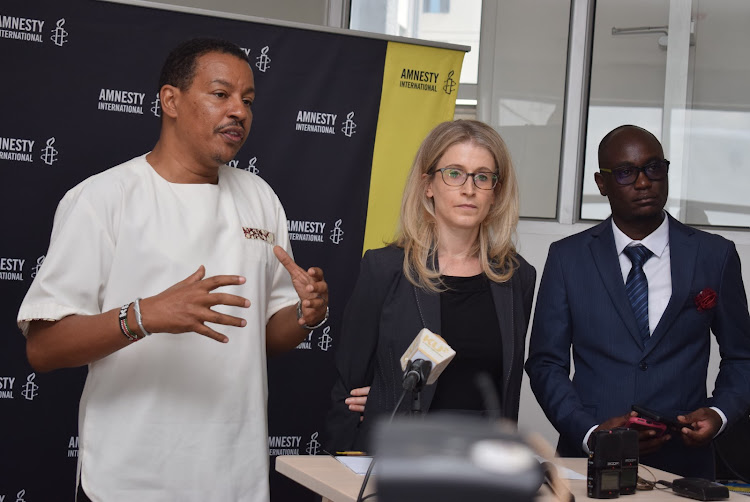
left=325, top=120, right=536, bottom=452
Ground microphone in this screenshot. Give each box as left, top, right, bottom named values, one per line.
left=399, top=328, right=456, bottom=390
left=402, top=359, right=432, bottom=392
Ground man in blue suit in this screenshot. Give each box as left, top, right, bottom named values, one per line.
left=525, top=124, right=750, bottom=479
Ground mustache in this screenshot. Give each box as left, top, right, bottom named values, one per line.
left=214, top=121, right=244, bottom=133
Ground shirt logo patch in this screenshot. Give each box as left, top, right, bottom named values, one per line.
left=242, top=227, right=275, bottom=245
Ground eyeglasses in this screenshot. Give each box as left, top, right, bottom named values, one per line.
left=432, top=167, right=499, bottom=190
left=600, top=159, right=670, bottom=186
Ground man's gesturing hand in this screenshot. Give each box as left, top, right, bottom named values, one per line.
left=273, top=246, right=328, bottom=327
left=140, top=265, right=250, bottom=343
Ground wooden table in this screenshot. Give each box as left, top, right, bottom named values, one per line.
left=276, top=455, right=744, bottom=502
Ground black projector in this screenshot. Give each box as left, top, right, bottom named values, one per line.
left=372, top=414, right=544, bottom=502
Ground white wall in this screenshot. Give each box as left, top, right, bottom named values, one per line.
left=139, top=0, right=332, bottom=24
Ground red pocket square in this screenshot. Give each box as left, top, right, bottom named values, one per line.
left=694, top=288, right=717, bottom=312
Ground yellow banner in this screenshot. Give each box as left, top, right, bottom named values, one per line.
left=362, top=41, right=465, bottom=253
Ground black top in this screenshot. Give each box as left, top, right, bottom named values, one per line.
left=430, top=274, right=503, bottom=412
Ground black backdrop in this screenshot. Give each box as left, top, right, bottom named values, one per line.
left=0, top=0, right=396, bottom=499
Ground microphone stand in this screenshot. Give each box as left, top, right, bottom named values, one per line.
left=402, top=359, right=432, bottom=415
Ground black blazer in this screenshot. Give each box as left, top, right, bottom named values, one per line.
left=325, top=245, right=536, bottom=452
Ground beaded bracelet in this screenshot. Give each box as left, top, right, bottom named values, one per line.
left=133, top=298, right=152, bottom=337
left=118, top=302, right=139, bottom=341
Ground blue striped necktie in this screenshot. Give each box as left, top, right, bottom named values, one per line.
left=624, top=245, right=653, bottom=342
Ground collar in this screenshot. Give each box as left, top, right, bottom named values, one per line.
left=611, top=212, right=670, bottom=258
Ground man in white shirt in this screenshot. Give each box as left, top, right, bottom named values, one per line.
left=526, top=125, right=750, bottom=479
left=17, top=38, right=329, bottom=501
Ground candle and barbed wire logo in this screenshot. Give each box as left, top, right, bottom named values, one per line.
left=31, top=255, right=45, bottom=278
left=50, top=18, right=68, bottom=47
left=443, top=70, right=457, bottom=95
left=341, top=112, right=357, bottom=138
left=151, top=93, right=162, bottom=117
left=329, top=219, right=344, bottom=245
left=317, top=326, right=332, bottom=352
left=255, top=46, right=271, bottom=73
left=244, top=157, right=259, bottom=174
left=40, top=137, right=59, bottom=165
left=15, top=489, right=27, bottom=502
left=21, top=373, right=38, bottom=401
left=305, top=432, right=321, bottom=455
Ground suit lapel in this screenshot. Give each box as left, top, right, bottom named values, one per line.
left=489, top=279, right=514, bottom=404
left=647, top=216, right=697, bottom=353
left=589, top=219, right=644, bottom=347
left=413, top=281, right=441, bottom=406
left=413, top=285, right=441, bottom=334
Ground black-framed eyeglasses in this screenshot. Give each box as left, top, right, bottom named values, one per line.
left=600, top=159, right=670, bottom=186
left=432, top=167, right=499, bottom=190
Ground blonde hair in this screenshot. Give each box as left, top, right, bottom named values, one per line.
left=393, top=119, right=520, bottom=292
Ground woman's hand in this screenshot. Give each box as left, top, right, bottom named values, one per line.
left=345, top=386, right=370, bottom=421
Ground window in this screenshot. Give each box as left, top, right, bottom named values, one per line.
left=477, top=0, right=572, bottom=218
left=349, top=0, right=481, bottom=93
left=581, top=0, right=750, bottom=228
left=423, top=0, right=450, bottom=14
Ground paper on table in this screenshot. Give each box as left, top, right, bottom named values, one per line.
left=534, top=455, right=587, bottom=480
left=335, top=455, right=374, bottom=475
left=551, top=463, right=586, bottom=480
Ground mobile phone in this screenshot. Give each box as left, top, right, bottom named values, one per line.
left=626, top=416, right=667, bottom=436
left=631, top=405, right=694, bottom=431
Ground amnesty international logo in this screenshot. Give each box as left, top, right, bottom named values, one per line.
left=329, top=219, right=344, bottom=245
left=21, top=373, right=38, bottom=401
left=50, top=18, right=68, bottom=47
left=0, top=136, right=59, bottom=165
left=98, top=88, right=145, bottom=115
left=443, top=70, right=457, bottom=95
left=0, top=15, right=68, bottom=46
left=0, top=376, right=14, bottom=398
left=255, top=46, right=271, bottom=73
left=295, top=326, right=332, bottom=351
left=296, top=110, right=337, bottom=135
left=246, top=157, right=259, bottom=174
left=228, top=157, right=259, bottom=175
left=243, top=157, right=259, bottom=174
left=341, top=112, right=357, bottom=138
left=0, top=257, right=25, bottom=281
left=14, top=489, right=27, bottom=502
left=0, top=15, right=45, bottom=43
left=40, top=137, right=58, bottom=165
left=399, top=67, right=440, bottom=92
left=150, top=93, right=162, bottom=117
left=0, top=137, right=35, bottom=163
left=268, top=434, right=302, bottom=456
left=305, top=432, right=321, bottom=455
left=31, top=255, right=45, bottom=278
left=68, top=435, right=79, bottom=458
left=317, top=326, right=332, bottom=352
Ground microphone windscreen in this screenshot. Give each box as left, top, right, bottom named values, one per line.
left=400, top=328, right=456, bottom=385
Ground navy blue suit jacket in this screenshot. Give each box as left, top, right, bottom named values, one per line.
left=525, top=215, right=750, bottom=478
